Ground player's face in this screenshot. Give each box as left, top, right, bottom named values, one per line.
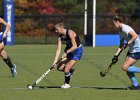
left=55, top=27, right=62, bottom=34
left=113, top=20, right=119, bottom=28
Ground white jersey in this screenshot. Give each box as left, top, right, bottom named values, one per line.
left=119, top=24, right=140, bottom=53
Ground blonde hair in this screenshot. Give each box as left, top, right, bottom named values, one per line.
left=55, top=23, right=64, bottom=28
left=47, top=18, right=65, bottom=32
left=55, top=18, right=65, bottom=28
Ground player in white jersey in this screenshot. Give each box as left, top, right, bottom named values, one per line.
left=112, top=15, right=140, bottom=90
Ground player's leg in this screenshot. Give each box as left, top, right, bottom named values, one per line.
left=56, top=58, right=70, bottom=72
left=0, top=49, right=17, bottom=77
left=122, top=53, right=140, bottom=89
left=126, top=72, right=139, bottom=90
left=57, top=58, right=75, bottom=74
left=122, top=52, right=140, bottom=73
left=61, top=46, right=83, bottom=88
left=0, top=42, right=4, bottom=51
left=61, top=60, right=77, bottom=89
left=122, top=56, right=137, bottom=71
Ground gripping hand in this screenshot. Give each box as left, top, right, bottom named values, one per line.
left=112, top=55, right=118, bottom=64
left=123, top=43, right=128, bottom=49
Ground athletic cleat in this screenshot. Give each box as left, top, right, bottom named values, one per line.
left=10, top=64, right=17, bottom=77
left=127, top=85, right=140, bottom=90
left=70, top=69, right=75, bottom=77
left=61, top=83, right=70, bottom=89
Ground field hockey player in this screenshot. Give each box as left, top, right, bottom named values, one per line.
left=50, top=18, right=83, bottom=89
left=112, top=15, right=140, bottom=90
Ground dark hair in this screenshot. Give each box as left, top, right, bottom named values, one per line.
left=113, top=15, right=124, bottom=23
left=113, top=15, right=131, bottom=25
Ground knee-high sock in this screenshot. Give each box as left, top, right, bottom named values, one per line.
left=3, top=57, right=14, bottom=69
left=65, top=72, right=71, bottom=84
left=126, top=72, right=138, bottom=87
left=128, top=66, right=140, bottom=73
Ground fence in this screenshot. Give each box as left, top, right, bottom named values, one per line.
left=14, top=14, right=140, bottom=45
left=14, top=14, right=84, bottom=44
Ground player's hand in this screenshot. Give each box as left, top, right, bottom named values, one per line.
left=112, top=55, right=118, bottom=64
left=2, top=33, right=6, bottom=40
left=62, top=52, right=67, bottom=59
left=51, top=60, right=57, bottom=67
left=51, top=61, right=58, bottom=68
left=123, top=43, right=128, bottom=49
left=0, top=33, right=6, bottom=43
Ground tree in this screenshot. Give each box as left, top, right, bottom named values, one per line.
left=53, top=0, right=84, bottom=14
left=36, top=0, right=55, bottom=14
left=15, top=0, right=56, bottom=14
left=0, top=0, right=2, bottom=16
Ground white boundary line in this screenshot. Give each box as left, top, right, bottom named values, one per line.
left=0, top=87, right=27, bottom=90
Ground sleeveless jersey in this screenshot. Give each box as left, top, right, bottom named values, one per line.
left=59, top=29, right=81, bottom=50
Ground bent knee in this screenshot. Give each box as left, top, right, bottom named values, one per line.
left=64, top=67, right=71, bottom=73
left=121, top=65, right=129, bottom=71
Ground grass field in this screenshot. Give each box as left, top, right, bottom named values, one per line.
left=0, top=45, right=140, bottom=100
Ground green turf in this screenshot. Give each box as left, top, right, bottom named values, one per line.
left=0, top=45, right=140, bottom=100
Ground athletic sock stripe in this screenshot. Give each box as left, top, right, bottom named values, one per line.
left=65, top=73, right=71, bottom=77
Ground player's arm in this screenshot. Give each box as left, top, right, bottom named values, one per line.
left=127, top=31, right=138, bottom=44
left=112, top=38, right=124, bottom=63
left=65, top=30, right=77, bottom=53
left=114, top=38, right=124, bottom=55
left=53, top=37, right=62, bottom=65
left=0, top=18, right=10, bottom=39
left=120, top=31, right=138, bottom=49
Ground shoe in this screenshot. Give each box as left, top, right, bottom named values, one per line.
left=70, top=69, right=75, bottom=77
left=10, top=64, right=17, bottom=77
left=127, top=85, right=140, bottom=90
left=61, top=83, right=70, bottom=89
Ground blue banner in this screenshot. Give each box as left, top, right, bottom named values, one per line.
left=3, top=0, right=14, bottom=45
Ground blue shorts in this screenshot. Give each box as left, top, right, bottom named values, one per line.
left=67, top=45, right=83, bottom=61
left=127, top=52, right=140, bottom=60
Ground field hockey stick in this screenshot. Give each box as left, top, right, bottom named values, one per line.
left=27, top=58, right=62, bottom=89
left=100, top=48, right=123, bottom=77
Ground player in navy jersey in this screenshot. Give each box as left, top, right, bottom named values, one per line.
left=51, top=20, right=83, bottom=89
left=112, top=15, right=140, bottom=90
left=0, top=18, right=17, bottom=77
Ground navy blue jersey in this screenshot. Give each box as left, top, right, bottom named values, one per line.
left=59, top=29, right=83, bottom=60
left=59, top=29, right=81, bottom=50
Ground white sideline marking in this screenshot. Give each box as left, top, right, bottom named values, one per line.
left=0, top=87, right=27, bottom=90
